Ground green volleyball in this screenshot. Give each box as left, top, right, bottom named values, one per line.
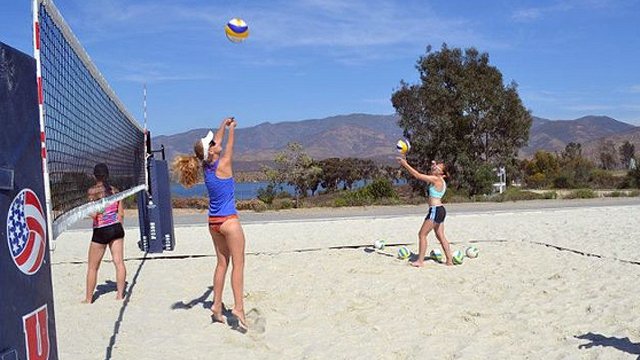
left=452, top=250, right=464, bottom=265
left=397, top=246, right=411, bottom=260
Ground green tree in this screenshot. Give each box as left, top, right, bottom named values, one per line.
left=522, top=151, right=559, bottom=188
left=556, top=142, right=594, bottom=188
left=598, top=140, right=618, bottom=170
left=265, top=142, right=320, bottom=206
left=318, top=158, right=343, bottom=192
left=391, top=44, right=531, bottom=195
left=561, top=142, right=582, bottom=162
left=619, top=141, right=635, bottom=169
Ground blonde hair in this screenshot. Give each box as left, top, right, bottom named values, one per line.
left=172, top=141, right=205, bottom=188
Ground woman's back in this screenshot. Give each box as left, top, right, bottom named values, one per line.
left=204, top=160, right=237, bottom=217
left=88, top=184, right=120, bottom=228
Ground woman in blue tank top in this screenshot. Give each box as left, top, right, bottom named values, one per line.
left=397, top=157, right=454, bottom=267
left=173, top=117, right=248, bottom=330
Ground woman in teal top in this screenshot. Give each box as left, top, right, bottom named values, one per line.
left=397, top=157, right=454, bottom=267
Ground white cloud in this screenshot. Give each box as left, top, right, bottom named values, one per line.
left=106, top=60, right=216, bottom=83
left=510, top=0, right=617, bottom=23
left=629, top=85, right=640, bottom=93
left=67, top=0, right=502, bottom=60
left=564, top=104, right=614, bottom=112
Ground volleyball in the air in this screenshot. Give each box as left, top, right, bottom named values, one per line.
left=396, top=139, right=411, bottom=155
left=465, top=246, right=479, bottom=259
left=452, top=250, right=464, bottom=265
left=225, top=18, right=249, bottom=43
left=430, top=249, right=444, bottom=263
left=374, top=240, right=386, bottom=250
left=397, top=246, right=411, bottom=260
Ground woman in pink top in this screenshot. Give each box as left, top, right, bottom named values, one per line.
left=84, top=163, right=126, bottom=303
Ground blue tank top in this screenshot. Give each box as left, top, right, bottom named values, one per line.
left=428, top=178, right=446, bottom=199
left=204, top=160, right=237, bottom=217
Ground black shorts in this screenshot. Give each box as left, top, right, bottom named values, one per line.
left=425, top=205, right=446, bottom=224
left=92, top=223, right=125, bottom=245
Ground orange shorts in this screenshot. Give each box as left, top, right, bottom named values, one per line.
left=208, top=214, right=238, bottom=233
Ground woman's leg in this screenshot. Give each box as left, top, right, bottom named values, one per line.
left=434, top=223, right=453, bottom=266
left=220, top=218, right=246, bottom=327
left=108, top=238, right=126, bottom=300
left=85, top=242, right=107, bottom=303
left=209, top=226, right=230, bottom=322
left=411, top=220, right=434, bottom=267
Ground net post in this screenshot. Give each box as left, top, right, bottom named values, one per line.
left=32, top=0, right=55, bottom=251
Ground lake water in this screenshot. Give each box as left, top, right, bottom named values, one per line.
left=171, top=179, right=406, bottom=200
left=171, top=182, right=294, bottom=200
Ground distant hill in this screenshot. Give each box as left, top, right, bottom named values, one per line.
left=581, top=126, right=640, bottom=161
left=520, top=115, right=636, bottom=157
left=153, top=114, right=404, bottom=171
left=153, top=113, right=639, bottom=170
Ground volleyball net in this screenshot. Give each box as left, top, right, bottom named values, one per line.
left=33, top=0, right=147, bottom=240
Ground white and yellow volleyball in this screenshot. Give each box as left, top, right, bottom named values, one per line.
left=465, top=246, right=479, bottom=259
left=452, top=250, right=464, bottom=265
left=396, top=139, right=411, bottom=155
left=430, top=249, right=444, bottom=263
left=397, top=246, right=411, bottom=260
left=374, top=240, right=386, bottom=250
left=225, top=18, right=249, bottom=43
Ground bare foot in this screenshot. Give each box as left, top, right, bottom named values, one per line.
left=445, top=261, right=454, bottom=266
left=81, top=299, right=92, bottom=304
left=231, top=309, right=248, bottom=331
left=410, top=261, right=424, bottom=268
left=210, top=306, right=226, bottom=323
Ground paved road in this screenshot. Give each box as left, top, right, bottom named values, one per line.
left=67, top=196, right=640, bottom=230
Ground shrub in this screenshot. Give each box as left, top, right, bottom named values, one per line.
left=552, top=175, right=572, bottom=189
left=367, top=178, right=397, bottom=199
left=332, top=179, right=399, bottom=207
left=272, top=198, right=294, bottom=210
left=442, top=187, right=471, bottom=203
left=172, top=197, right=208, bottom=209
left=604, top=190, right=640, bottom=198
left=236, top=199, right=268, bottom=212
left=589, top=169, right=618, bottom=189
left=492, top=188, right=557, bottom=202
left=122, top=194, right=138, bottom=209
left=606, top=191, right=624, bottom=198
left=526, top=172, right=547, bottom=189
left=564, top=188, right=596, bottom=199
left=256, top=183, right=277, bottom=204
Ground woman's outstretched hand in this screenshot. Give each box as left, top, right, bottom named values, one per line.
left=396, top=155, right=408, bottom=167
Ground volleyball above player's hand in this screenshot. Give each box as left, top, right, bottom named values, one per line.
left=396, top=139, right=410, bottom=155
left=225, top=18, right=249, bottom=43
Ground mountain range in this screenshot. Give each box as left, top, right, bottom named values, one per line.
left=152, top=114, right=639, bottom=171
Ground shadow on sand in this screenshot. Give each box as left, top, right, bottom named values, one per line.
left=576, top=332, right=640, bottom=359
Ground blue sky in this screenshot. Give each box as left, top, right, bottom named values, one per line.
left=2, top=0, right=639, bottom=135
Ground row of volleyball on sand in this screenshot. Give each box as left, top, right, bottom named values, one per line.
left=373, top=240, right=479, bottom=265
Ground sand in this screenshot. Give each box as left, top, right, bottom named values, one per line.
left=50, top=200, right=640, bottom=359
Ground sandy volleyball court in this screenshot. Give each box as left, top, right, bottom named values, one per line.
left=50, top=200, right=640, bottom=359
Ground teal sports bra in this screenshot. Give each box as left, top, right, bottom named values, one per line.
left=428, top=179, right=446, bottom=199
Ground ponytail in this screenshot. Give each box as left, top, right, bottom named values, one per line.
left=172, top=154, right=202, bottom=188
left=103, top=180, right=113, bottom=196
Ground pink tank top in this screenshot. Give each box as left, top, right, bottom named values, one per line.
left=93, top=201, right=120, bottom=228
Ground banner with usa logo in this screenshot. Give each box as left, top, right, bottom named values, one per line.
left=1, top=42, right=58, bottom=359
